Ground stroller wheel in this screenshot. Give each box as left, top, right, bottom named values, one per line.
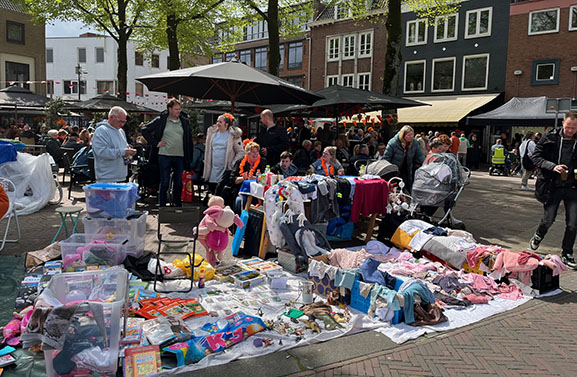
left=489, top=168, right=494, bottom=176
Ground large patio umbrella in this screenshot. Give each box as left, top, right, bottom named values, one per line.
left=66, top=93, right=158, bottom=114
left=136, top=60, right=324, bottom=113
left=271, top=85, right=427, bottom=118
left=0, top=85, right=49, bottom=120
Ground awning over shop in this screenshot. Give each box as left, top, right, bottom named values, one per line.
left=398, top=94, right=500, bottom=124
left=467, top=96, right=564, bottom=126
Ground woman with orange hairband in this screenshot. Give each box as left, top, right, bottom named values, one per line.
left=203, top=112, right=244, bottom=193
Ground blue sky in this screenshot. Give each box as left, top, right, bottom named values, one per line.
left=46, top=20, right=95, bottom=37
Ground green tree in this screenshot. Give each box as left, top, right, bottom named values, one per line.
left=135, top=0, right=245, bottom=71
left=45, top=97, right=69, bottom=126
left=21, top=0, right=147, bottom=100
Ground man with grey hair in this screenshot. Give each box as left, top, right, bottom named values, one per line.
left=44, top=129, right=64, bottom=168
left=92, top=106, right=136, bottom=182
left=293, top=139, right=313, bottom=170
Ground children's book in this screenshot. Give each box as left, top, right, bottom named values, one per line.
left=141, top=318, right=175, bottom=345
left=0, top=354, right=16, bottom=367
left=125, top=345, right=161, bottom=377
left=122, top=318, right=145, bottom=344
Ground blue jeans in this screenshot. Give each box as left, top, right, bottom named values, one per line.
left=158, top=155, right=184, bottom=207
left=536, top=188, right=577, bottom=256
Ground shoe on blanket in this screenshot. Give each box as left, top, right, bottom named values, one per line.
left=529, top=234, right=542, bottom=250
left=562, top=254, right=577, bottom=269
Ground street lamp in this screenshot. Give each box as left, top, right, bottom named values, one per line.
left=513, top=70, right=522, bottom=97
left=75, top=64, right=87, bottom=101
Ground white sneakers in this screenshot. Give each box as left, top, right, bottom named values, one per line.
left=521, top=185, right=532, bottom=191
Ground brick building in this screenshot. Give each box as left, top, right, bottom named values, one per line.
left=0, top=0, right=46, bottom=94
left=308, top=5, right=387, bottom=92
left=506, top=0, right=577, bottom=100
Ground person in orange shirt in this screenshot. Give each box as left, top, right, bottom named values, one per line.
left=449, top=131, right=460, bottom=154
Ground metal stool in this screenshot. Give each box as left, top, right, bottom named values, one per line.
left=52, top=206, right=83, bottom=243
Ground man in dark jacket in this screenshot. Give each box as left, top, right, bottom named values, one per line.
left=530, top=112, right=577, bottom=268
left=142, top=98, right=192, bottom=207
left=255, top=109, right=289, bottom=166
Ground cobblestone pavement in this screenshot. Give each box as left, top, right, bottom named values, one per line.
left=5, top=170, right=577, bottom=377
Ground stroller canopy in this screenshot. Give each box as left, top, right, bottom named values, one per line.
left=412, top=153, right=465, bottom=207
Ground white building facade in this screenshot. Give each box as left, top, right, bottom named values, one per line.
left=46, top=33, right=170, bottom=112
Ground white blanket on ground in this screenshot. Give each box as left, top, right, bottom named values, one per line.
left=153, top=275, right=549, bottom=375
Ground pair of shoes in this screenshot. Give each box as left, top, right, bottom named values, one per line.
left=562, top=254, right=577, bottom=269
left=521, top=185, right=532, bottom=191
left=529, top=234, right=543, bottom=250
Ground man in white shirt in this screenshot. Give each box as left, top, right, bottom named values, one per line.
left=519, top=131, right=536, bottom=190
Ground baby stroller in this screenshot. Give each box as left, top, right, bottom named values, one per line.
left=411, top=153, right=470, bottom=230
left=366, top=159, right=399, bottom=181
left=489, top=147, right=509, bottom=176
left=129, top=145, right=159, bottom=199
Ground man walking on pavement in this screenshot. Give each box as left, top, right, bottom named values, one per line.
left=142, top=98, right=192, bottom=207
left=519, top=131, right=536, bottom=190
left=255, top=109, right=289, bottom=166
left=530, top=112, right=577, bottom=268
left=92, top=106, right=136, bottom=183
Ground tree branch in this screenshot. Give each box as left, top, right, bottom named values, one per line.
left=244, top=0, right=268, bottom=21
left=70, top=0, right=119, bottom=41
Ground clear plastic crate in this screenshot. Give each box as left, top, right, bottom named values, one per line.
left=59, top=233, right=129, bottom=269
left=82, top=211, right=148, bottom=258
left=43, top=269, right=128, bottom=376
left=83, top=182, right=139, bottom=218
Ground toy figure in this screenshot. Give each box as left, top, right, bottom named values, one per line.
left=194, top=196, right=244, bottom=266
left=1, top=306, right=33, bottom=346
left=299, top=319, right=321, bottom=334
left=319, top=314, right=343, bottom=330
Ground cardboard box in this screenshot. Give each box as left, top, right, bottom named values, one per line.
left=232, top=270, right=266, bottom=289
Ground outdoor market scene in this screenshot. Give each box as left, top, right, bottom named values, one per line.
left=1, top=0, right=577, bottom=376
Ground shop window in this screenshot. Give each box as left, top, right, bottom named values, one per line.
left=432, top=57, right=455, bottom=92
left=404, top=60, right=426, bottom=94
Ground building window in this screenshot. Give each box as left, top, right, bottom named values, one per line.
left=342, top=74, right=354, bottom=88
left=151, top=54, right=160, bottom=68
left=239, top=49, right=252, bottom=66
left=358, top=73, right=371, bottom=91
left=63, top=80, right=86, bottom=95
left=434, top=14, right=458, bottom=42
left=328, top=37, right=340, bottom=61
left=285, top=76, right=304, bottom=88
left=432, top=57, right=455, bottom=92
left=465, top=7, right=492, bottom=39
left=359, top=32, right=372, bottom=58
left=335, top=4, right=350, bottom=20
left=97, top=81, right=114, bottom=94
left=6, top=21, right=24, bottom=44
left=571, top=5, right=577, bottom=31
left=244, top=20, right=268, bottom=41
left=225, top=52, right=235, bottom=62
left=531, top=59, right=560, bottom=85
left=406, top=19, right=427, bottom=46
left=327, top=75, right=339, bottom=87
left=529, top=8, right=560, bottom=35
left=5, top=61, right=29, bottom=89
left=47, top=49, right=53, bottom=63
left=288, top=42, right=303, bottom=70
left=279, top=45, right=285, bottom=71
left=404, top=60, right=426, bottom=93
left=78, top=48, right=86, bottom=63
left=135, top=82, right=144, bottom=97
left=135, top=52, right=144, bottom=66
left=343, top=35, right=355, bottom=59
left=96, top=47, right=104, bottom=63
left=462, top=54, right=489, bottom=91
left=212, top=54, right=223, bottom=64
left=254, top=47, right=267, bottom=71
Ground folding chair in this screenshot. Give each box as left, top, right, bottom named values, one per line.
left=153, top=206, right=203, bottom=293
left=0, top=178, right=21, bottom=251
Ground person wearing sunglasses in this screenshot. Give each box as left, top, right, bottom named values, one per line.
left=92, top=106, right=136, bottom=182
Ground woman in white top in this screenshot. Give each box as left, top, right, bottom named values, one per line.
left=203, top=113, right=244, bottom=193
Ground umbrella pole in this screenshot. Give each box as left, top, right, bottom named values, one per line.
left=231, top=98, right=235, bottom=115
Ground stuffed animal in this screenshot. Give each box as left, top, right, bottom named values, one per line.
left=195, top=196, right=244, bottom=266
left=1, top=306, right=33, bottom=346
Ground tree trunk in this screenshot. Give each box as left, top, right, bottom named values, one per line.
left=166, top=11, right=181, bottom=70
left=267, top=0, right=280, bottom=77
left=383, top=0, right=402, bottom=96
left=117, top=0, right=129, bottom=100
left=117, top=32, right=129, bottom=101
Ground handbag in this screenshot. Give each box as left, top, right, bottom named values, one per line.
left=522, top=141, right=535, bottom=171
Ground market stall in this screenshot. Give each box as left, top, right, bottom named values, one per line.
left=0, top=181, right=565, bottom=376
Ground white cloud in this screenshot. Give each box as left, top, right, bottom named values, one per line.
left=46, top=20, right=96, bottom=38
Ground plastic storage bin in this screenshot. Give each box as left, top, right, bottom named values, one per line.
left=83, top=182, right=139, bottom=218
left=43, top=269, right=128, bottom=376
left=82, top=211, right=148, bottom=257
left=60, top=233, right=129, bottom=269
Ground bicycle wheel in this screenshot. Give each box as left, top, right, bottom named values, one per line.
left=49, top=177, right=63, bottom=205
